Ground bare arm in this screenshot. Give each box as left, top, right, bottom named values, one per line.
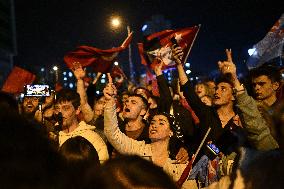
left=103, top=74, right=151, bottom=155
left=171, top=46, right=188, bottom=85
left=172, top=46, right=211, bottom=119
left=72, top=62, right=94, bottom=122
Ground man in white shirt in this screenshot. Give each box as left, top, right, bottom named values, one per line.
left=55, top=89, right=109, bottom=163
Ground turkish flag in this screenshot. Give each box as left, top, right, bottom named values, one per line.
left=138, top=26, right=200, bottom=70
left=64, top=32, right=133, bottom=73
left=1, top=66, right=36, bottom=94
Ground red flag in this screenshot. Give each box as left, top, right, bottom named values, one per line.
left=64, top=32, right=133, bottom=73
left=145, top=68, right=160, bottom=97
left=180, top=97, right=200, bottom=125
left=138, top=26, right=200, bottom=70
left=110, top=65, right=127, bottom=89
left=110, top=65, right=127, bottom=80
left=1, top=66, right=36, bottom=94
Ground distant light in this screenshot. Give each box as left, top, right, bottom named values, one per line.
left=114, top=61, right=119, bottom=66
left=93, top=73, right=96, bottom=77
left=64, top=83, right=68, bottom=86
left=190, top=78, right=194, bottom=81
left=168, top=77, right=172, bottom=81
left=111, top=18, right=121, bottom=27
left=141, top=24, right=148, bottom=32
left=69, top=83, right=74, bottom=88
left=53, top=66, right=58, bottom=71
left=20, top=93, right=25, bottom=98
left=167, top=72, right=171, bottom=76
left=186, top=70, right=191, bottom=74
left=64, top=77, right=67, bottom=81
left=248, top=48, right=257, bottom=56
left=196, top=77, right=199, bottom=80
left=63, top=72, right=66, bottom=75
left=41, top=68, right=45, bottom=72
left=68, top=72, right=73, bottom=77
left=101, top=79, right=106, bottom=83
left=88, top=73, right=92, bottom=76
left=185, top=63, right=190, bottom=68
left=96, top=91, right=100, bottom=95
left=102, top=74, right=106, bottom=78
left=282, top=73, right=284, bottom=79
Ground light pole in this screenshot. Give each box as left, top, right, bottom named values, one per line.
left=126, top=25, right=134, bottom=82
left=111, top=16, right=134, bottom=82
left=53, top=65, right=59, bottom=84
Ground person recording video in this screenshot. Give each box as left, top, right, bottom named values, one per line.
left=19, top=85, right=61, bottom=143
left=20, top=85, right=52, bottom=121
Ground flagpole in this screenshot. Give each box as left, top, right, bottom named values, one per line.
left=183, top=24, right=201, bottom=65
left=127, top=26, right=134, bottom=82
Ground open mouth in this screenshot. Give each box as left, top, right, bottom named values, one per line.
left=124, top=108, right=130, bottom=112
left=26, top=104, right=34, bottom=109
left=150, top=130, right=157, bottom=134
left=214, top=95, right=220, bottom=100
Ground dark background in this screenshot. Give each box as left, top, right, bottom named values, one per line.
left=14, top=0, right=284, bottom=77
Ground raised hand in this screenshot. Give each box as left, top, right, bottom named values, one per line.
left=171, top=46, right=184, bottom=65
left=43, top=92, right=55, bottom=109
left=103, top=73, right=117, bottom=101
left=72, top=62, right=86, bottom=80
left=175, top=147, right=189, bottom=164
left=218, top=49, right=237, bottom=80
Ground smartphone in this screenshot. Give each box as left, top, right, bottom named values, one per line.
left=25, top=84, right=51, bottom=97
left=206, top=143, right=220, bottom=156
left=170, top=36, right=178, bottom=46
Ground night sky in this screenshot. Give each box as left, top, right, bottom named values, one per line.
left=14, top=0, right=283, bottom=77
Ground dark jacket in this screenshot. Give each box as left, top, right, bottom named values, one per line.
left=156, top=75, right=197, bottom=153
left=180, top=81, right=246, bottom=157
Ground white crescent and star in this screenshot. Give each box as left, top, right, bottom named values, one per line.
left=147, top=32, right=188, bottom=66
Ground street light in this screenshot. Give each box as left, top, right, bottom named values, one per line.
left=53, top=66, right=58, bottom=71
left=111, top=18, right=121, bottom=28
left=110, top=16, right=134, bottom=82
left=53, top=65, right=59, bottom=84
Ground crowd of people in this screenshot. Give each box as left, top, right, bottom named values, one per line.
left=1, top=46, right=284, bottom=189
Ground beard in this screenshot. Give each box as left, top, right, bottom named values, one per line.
left=22, top=107, right=37, bottom=120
